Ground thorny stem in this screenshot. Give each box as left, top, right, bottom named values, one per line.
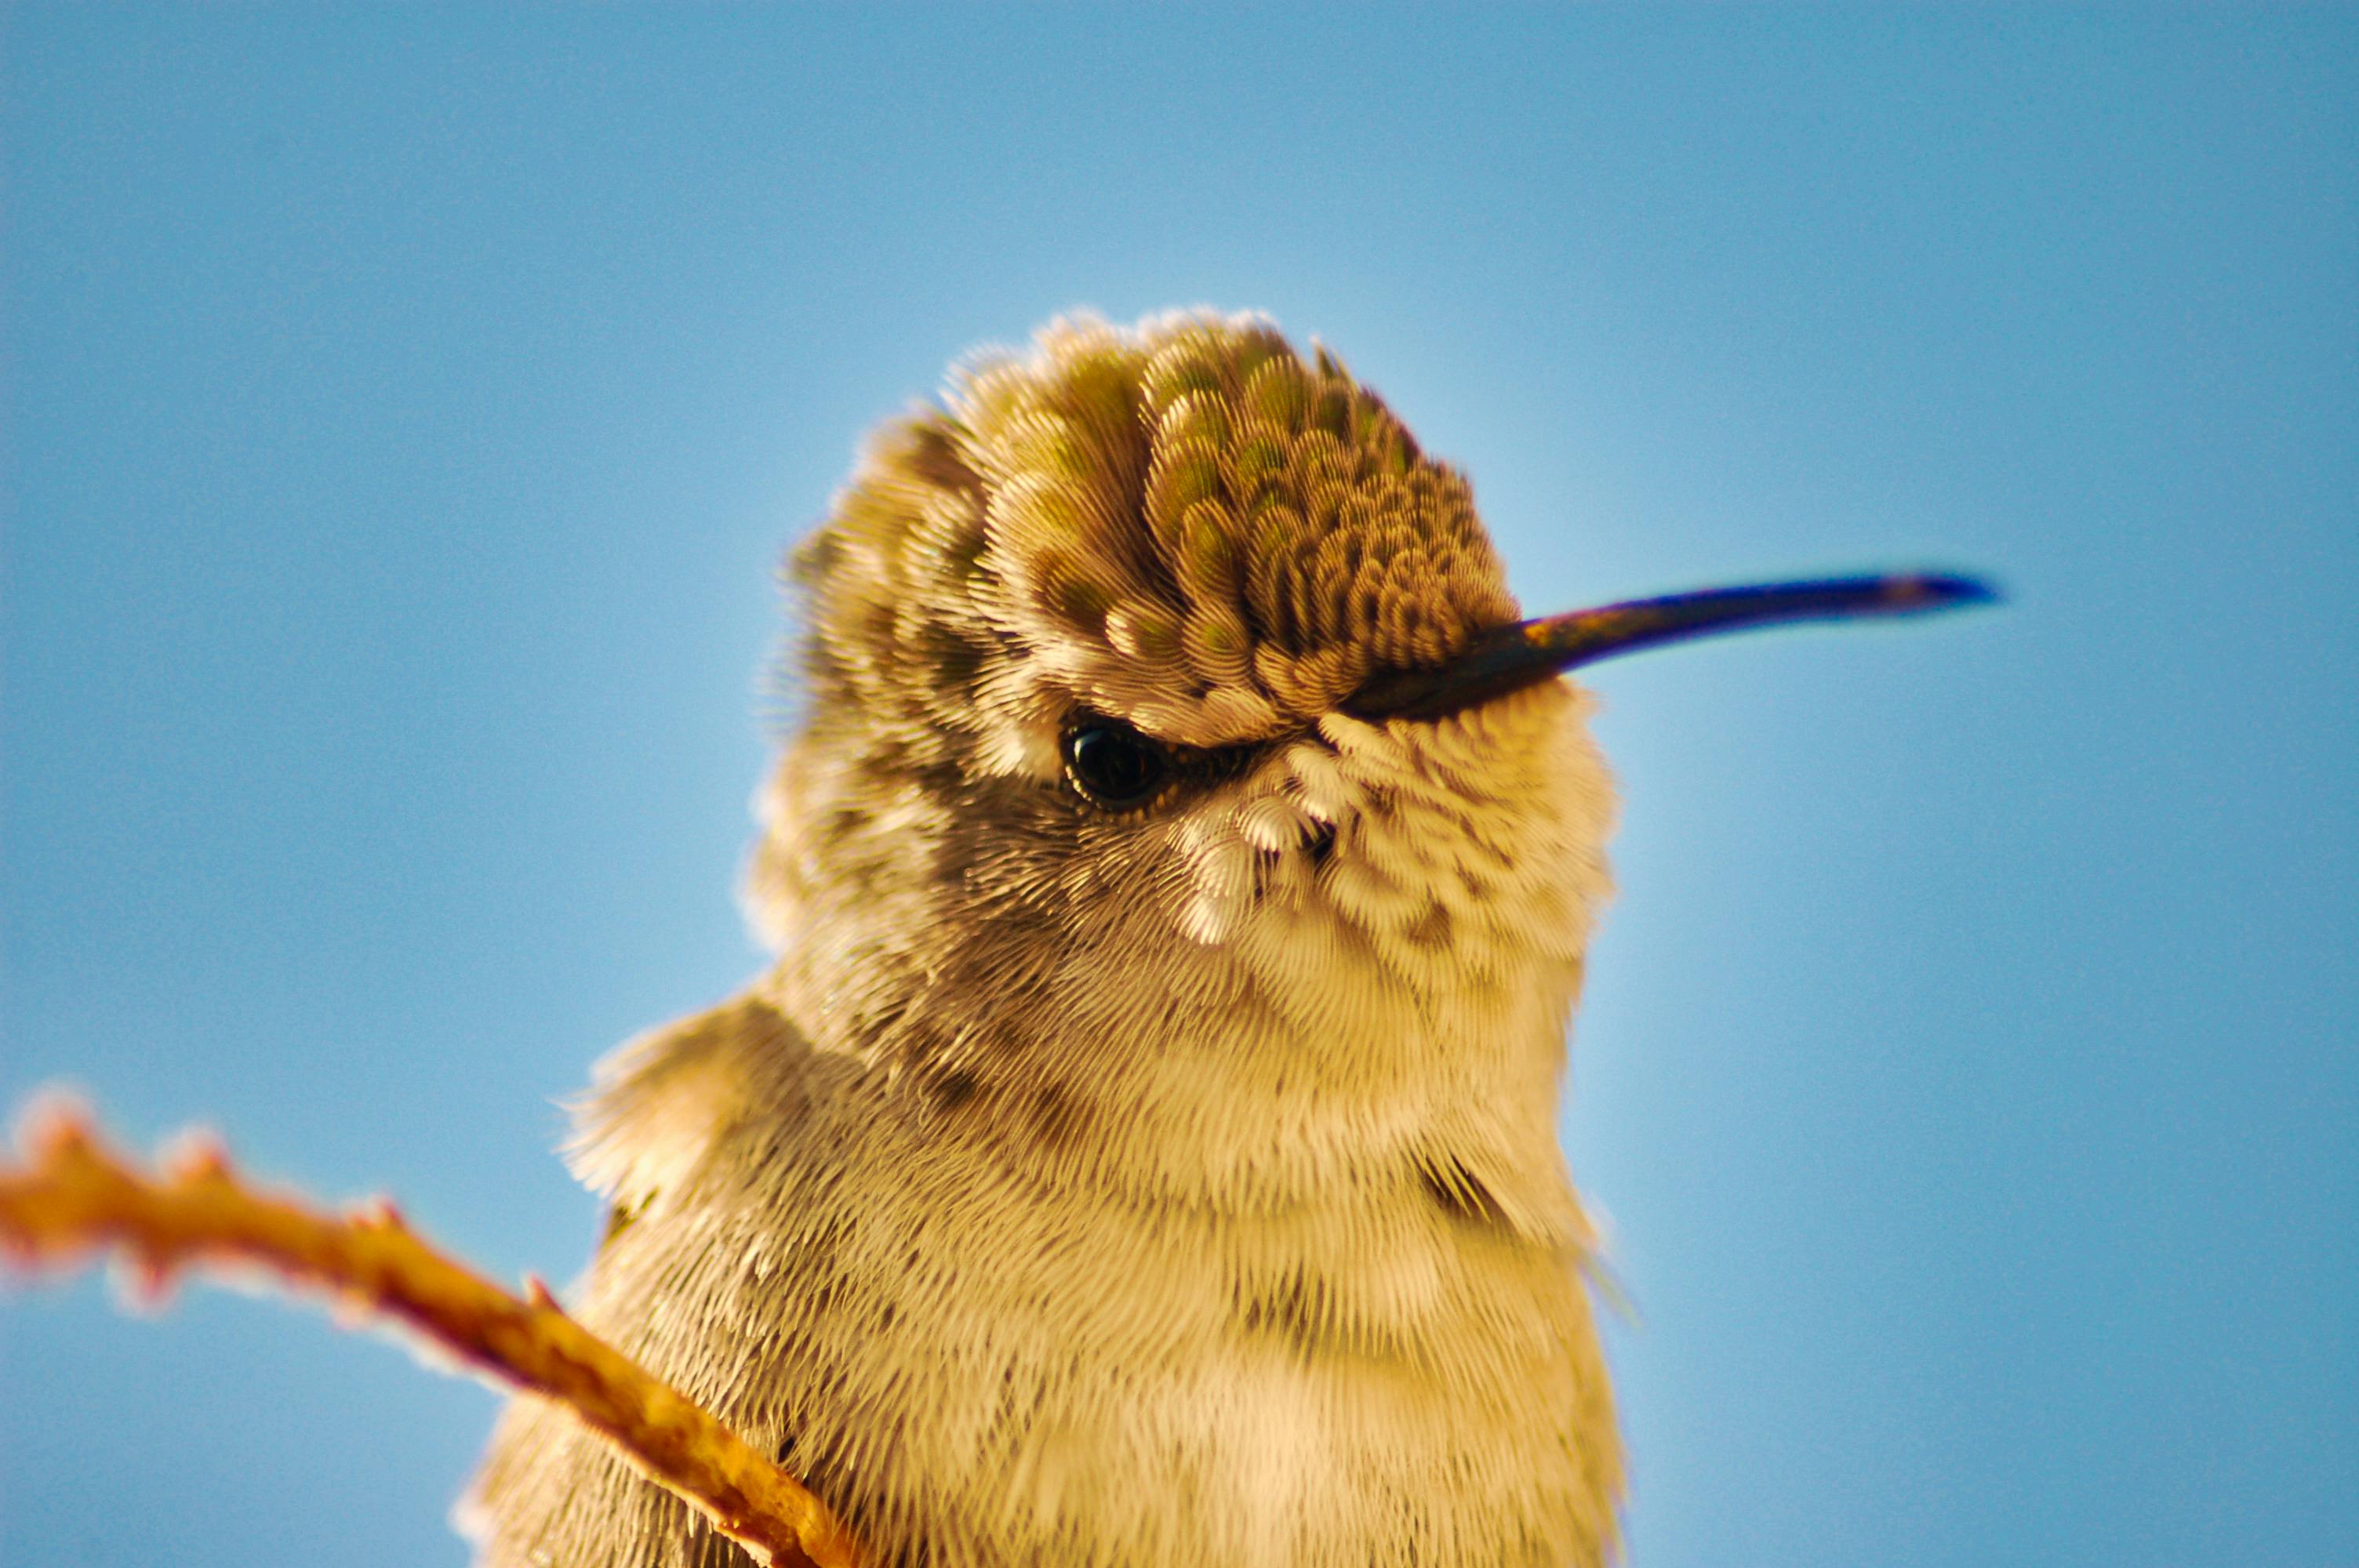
left=0, top=1094, right=865, bottom=1568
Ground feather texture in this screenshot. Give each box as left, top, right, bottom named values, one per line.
left=466, top=314, right=1622, bottom=1567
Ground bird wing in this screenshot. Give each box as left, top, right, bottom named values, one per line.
left=461, top=988, right=821, bottom=1568
left=566, top=989, right=807, bottom=1236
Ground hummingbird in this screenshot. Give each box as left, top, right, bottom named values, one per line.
left=463, top=311, right=1986, bottom=1568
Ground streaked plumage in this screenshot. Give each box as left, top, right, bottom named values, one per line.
left=466, top=312, right=1623, bottom=1567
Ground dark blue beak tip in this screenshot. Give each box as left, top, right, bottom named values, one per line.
left=1912, top=572, right=2003, bottom=609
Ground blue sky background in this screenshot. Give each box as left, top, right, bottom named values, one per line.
left=4, top=9, right=2353, bottom=1566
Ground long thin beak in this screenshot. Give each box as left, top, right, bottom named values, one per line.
left=1344, top=572, right=1997, bottom=721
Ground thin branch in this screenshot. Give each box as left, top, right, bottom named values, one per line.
left=0, top=1094, right=864, bottom=1568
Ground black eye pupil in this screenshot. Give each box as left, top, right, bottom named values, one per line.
left=1064, top=721, right=1167, bottom=808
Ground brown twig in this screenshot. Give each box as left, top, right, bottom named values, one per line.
left=0, top=1094, right=864, bottom=1568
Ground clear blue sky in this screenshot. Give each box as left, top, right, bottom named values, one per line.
left=4, top=9, right=2352, bottom=1566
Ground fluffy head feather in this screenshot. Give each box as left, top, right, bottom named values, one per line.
left=788, top=310, right=1516, bottom=758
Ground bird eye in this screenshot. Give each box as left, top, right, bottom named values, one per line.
left=1062, top=719, right=1170, bottom=811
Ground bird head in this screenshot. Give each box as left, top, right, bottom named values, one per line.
left=750, top=311, right=1983, bottom=1200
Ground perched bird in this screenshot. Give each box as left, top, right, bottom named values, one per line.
left=465, top=312, right=1985, bottom=1568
